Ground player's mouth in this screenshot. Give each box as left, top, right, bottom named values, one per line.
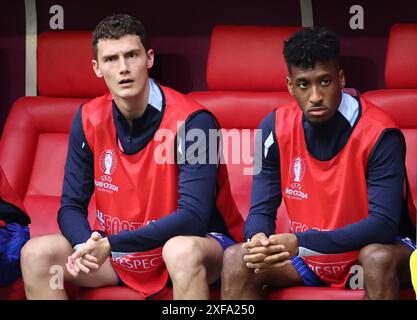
left=119, top=79, right=134, bottom=87
left=308, top=106, right=328, bottom=117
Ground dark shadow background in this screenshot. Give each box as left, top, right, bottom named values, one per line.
left=1, top=0, right=416, bottom=134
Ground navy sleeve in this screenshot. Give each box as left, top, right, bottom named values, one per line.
left=0, top=200, right=30, bottom=226
left=244, top=111, right=282, bottom=241
left=295, top=130, right=405, bottom=255
left=57, top=107, right=95, bottom=246
left=107, top=111, right=218, bottom=252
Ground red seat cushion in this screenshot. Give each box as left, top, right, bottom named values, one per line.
left=78, top=286, right=149, bottom=300
left=0, top=278, right=26, bottom=300
left=78, top=286, right=177, bottom=300
left=268, top=287, right=415, bottom=300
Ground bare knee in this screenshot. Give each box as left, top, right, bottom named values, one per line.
left=222, top=243, right=247, bottom=280
left=163, top=236, right=206, bottom=281
left=221, top=243, right=260, bottom=299
left=21, top=235, right=70, bottom=278
left=21, top=238, right=52, bottom=277
left=359, top=244, right=397, bottom=273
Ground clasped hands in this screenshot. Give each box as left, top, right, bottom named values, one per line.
left=242, top=232, right=299, bottom=274
left=66, top=231, right=111, bottom=277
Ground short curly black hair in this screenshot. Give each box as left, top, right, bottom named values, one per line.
left=92, top=14, right=148, bottom=59
left=283, top=27, right=340, bottom=72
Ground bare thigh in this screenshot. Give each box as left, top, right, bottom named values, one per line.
left=24, top=233, right=119, bottom=288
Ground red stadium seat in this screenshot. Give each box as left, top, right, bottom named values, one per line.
left=364, top=24, right=417, bottom=215
left=363, top=25, right=417, bottom=299
left=189, top=26, right=299, bottom=232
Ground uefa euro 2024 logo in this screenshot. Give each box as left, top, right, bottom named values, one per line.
left=98, top=149, right=118, bottom=186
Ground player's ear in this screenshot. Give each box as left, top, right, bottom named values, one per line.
left=92, top=59, right=103, bottom=78
left=287, top=76, right=294, bottom=96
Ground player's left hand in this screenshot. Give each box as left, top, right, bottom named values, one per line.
left=244, top=233, right=298, bottom=274
left=266, top=233, right=299, bottom=258
left=66, top=232, right=111, bottom=277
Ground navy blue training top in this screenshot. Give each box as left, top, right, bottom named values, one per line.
left=58, top=80, right=229, bottom=253
left=244, top=93, right=413, bottom=256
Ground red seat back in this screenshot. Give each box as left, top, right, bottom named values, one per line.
left=363, top=24, right=417, bottom=210
left=189, top=25, right=301, bottom=232
left=38, top=32, right=107, bottom=98
left=206, top=25, right=300, bottom=92
left=384, top=24, right=417, bottom=89
left=0, top=32, right=104, bottom=236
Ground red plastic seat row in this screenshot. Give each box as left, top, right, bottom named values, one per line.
left=0, top=24, right=416, bottom=300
